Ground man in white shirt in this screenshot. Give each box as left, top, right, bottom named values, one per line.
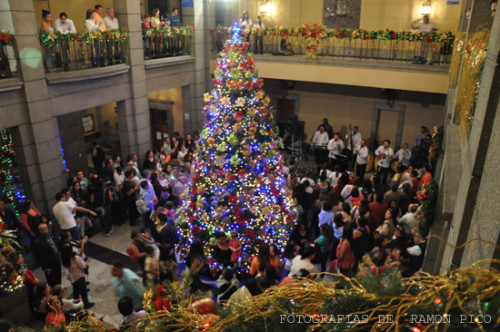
left=375, top=140, right=394, bottom=184
left=104, top=7, right=120, bottom=30
left=354, top=139, right=369, bottom=181
left=55, top=12, right=77, bottom=33
left=311, top=125, right=329, bottom=166
left=52, top=191, right=96, bottom=241
left=328, top=133, right=344, bottom=170
left=411, top=15, right=438, bottom=64
left=395, top=143, right=412, bottom=168
left=399, top=204, right=419, bottom=234
left=318, top=201, right=334, bottom=228
left=411, top=15, right=438, bottom=33
left=345, top=125, right=362, bottom=151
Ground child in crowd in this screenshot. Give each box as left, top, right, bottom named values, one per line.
left=229, top=231, right=242, bottom=265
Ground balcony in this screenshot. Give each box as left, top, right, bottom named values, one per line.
left=39, top=30, right=128, bottom=73
left=142, top=26, right=193, bottom=60
left=210, top=26, right=452, bottom=93
left=0, top=31, right=15, bottom=79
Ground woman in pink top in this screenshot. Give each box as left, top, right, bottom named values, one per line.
left=61, top=246, right=94, bottom=309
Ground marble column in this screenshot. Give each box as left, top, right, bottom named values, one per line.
left=8, top=0, right=66, bottom=212
left=114, top=0, right=151, bottom=162
left=440, top=13, right=500, bottom=272
left=182, top=0, right=215, bottom=134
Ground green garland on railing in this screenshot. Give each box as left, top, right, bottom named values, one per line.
left=211, top=25, right=455, bottom=43
left=0, top=31, right=14, bottom=46
left=39, top=29, right=129, bottom=47
left=421, top=179, right=439, bottom=230
left=142, top=25, right=194, bottom=38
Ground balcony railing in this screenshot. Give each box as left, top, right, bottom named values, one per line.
left=142, top=26, right=193, bottom=60
left=39, top=30, right=128, bottom=73
left=211, top=25, right=454, bottom=65
left=0, top=31, right=14, bottom=79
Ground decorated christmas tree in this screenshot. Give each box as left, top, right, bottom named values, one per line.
left=0, top=131, right=25, bottom=216
left=176, top=26, right=296, bottom=272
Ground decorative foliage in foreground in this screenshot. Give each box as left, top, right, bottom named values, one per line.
left=53, top=260, right=500, bottom=331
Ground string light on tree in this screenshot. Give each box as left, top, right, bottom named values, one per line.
left=176, top=23, right=296, bottom=272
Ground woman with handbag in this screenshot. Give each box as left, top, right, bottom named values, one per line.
left=336, top=224, right=356, bottom=276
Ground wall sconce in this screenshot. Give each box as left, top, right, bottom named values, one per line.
left=421, top=0, right=432, bottom=15
left=260, top=2, right=270, bottom=14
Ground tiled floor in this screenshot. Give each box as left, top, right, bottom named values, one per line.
left=30, top=222, right=143, bottom=328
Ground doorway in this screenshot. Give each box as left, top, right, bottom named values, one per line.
left=149, top=99, right=174, bottom=149
left=370, top=102, right=406, bottom=151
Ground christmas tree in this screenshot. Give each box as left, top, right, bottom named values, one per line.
left=176, top=25, right=296, bottom=272
left=0, top=130, right=25, bottom=216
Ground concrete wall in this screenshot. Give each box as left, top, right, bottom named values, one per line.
left=264, top=80, right=446, bottom=150
left=224, top=0, right=461, bottom=33
left=148, top=87, right=185, bottom=137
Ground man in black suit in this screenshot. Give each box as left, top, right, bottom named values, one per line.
left=156, top=213, right=178, bottom=246
left=32, top=223, right=61, bottom=287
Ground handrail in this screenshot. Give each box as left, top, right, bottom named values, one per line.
left=0, top=31, right=14, bottom=79
left=39, top=29, right=129, bottom=73
left=211, top=25, right=454, bottom=63
left=142, top=26, right=194, bottom=59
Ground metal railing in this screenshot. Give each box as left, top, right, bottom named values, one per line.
left=0, top=31, right=14, bottom=79
left=39, top=30, right=128, bottom=73
left=211, top=26, right=454, bottom=64
left=142, top=26, right=193, bottom=60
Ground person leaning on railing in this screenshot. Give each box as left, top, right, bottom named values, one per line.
left=84, top=9, right=102, bottom=67
left=142, top=14, right=151, bottom=58
left=41, top=9, right=55, bottom=73
left=55, top=12, right=76, bottom=71
left=253, top=16, right=265, bottom=54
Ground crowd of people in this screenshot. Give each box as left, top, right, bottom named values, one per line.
left=0, top=131, right=197, bottom=328
left=0, top=115, right=437, bottom=328
left=40, top=5, right=120, bottom=72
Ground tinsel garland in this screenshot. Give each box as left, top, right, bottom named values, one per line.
left=211, top=25, right=455, bottom=43
left=53, top=258, right=500, bottom=332
left=38, top=29, right=129, bottom=48
left=142, top=25, right=194, bottom=38
left=453, top=30, right=490, bottom=137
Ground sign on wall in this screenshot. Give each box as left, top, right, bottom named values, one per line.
left=182, top=0, right=193, bottom=8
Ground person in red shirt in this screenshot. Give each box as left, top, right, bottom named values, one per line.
left=369, top=192, right=389, bottom=229
left=45, top=296, right=66, bottom=327
left=419, top=165, right=432, bottom=190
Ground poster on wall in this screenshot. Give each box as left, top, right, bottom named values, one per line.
left=182, top=0, right=193, bottom=8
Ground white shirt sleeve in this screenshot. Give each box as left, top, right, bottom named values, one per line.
left=407, top=245, right=422, bottom=256
left=359, top=146, right=368, bottom=159
left=69, top=20, right=77, bottom=33
left=55, top=19, right=63, bottom=33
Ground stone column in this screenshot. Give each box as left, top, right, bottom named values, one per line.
left=57, top=113, right=89, bottom=177
left=114, top=0, right=151, bottom=161
left=440, top=14, right=500, bottom=272
left=9, top=0, right=66, bottom=212
left=182, top=0, right=215, bottom=134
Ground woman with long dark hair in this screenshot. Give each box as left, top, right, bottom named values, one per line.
left=41, top=10, right=55, bottom=72
left=249, top=243, right=278, bottom=276
left=185, top=241, right=210, bottom=292
left=21, top=198, right=42, bottom=239
left=336, top=224, right=356, bottom=276
left=61, top=246, right=94, bottom=309
left=316, top=223, right=334, bottom=272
